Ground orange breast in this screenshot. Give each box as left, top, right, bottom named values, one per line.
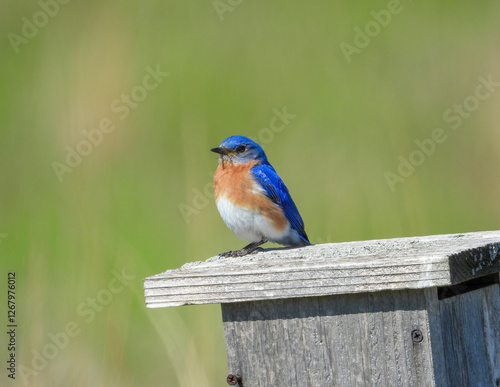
left=213, top=161, right=288, bottom=232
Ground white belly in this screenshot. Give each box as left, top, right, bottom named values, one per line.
left=216, top=195, right=290, bottom=243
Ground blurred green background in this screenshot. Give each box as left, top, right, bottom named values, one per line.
left=1, top=0, right=499, bottom=386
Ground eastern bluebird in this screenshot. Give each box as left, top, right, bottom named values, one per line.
left=211, top=135, right=311, bottom=257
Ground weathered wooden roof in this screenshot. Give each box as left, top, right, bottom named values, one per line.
left=144, top=230, right=500, bottom=308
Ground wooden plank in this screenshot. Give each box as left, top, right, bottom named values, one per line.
left=427, top=284, right=500, bottom=386
left=222, top=289, right=435, bottom=387
left=144, top=230, right=500, bottom=308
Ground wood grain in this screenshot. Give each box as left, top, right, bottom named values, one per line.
left=142, top=231, right=500, bottom=386
left=144, top=230, right=500, bottom=308
left=427, top=284, right=500, bottom=386
left=222, top=289, right=435, bottom=387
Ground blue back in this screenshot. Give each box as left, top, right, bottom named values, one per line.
left=251, top=163, right=310, bottom=245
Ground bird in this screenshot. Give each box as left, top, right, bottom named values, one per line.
left=211, top=135, right=311, bottom=257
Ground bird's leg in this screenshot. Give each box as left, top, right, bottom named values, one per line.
left=219, top=239, right=268, bottom=257
left=238, top=240, right=267, bottom=256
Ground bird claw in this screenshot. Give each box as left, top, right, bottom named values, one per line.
left=219, top=250, right=248, bottom=258
left=219, top=247, right=264, bottom=258
left=219, top=250, right=239, bottom=258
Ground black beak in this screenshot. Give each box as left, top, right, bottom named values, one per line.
left=210, top=147, right=226, bottom=155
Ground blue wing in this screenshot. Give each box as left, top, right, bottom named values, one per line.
left=251, top=163, right=310, bottom=245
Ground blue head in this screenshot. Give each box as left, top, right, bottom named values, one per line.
left=211, top=136, right=268, bottom=165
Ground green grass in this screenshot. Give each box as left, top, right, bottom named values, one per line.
left=1, top=1, right=500, bottom=386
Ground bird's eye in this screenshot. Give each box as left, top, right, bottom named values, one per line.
left=236, top=145, right=246, bottom=153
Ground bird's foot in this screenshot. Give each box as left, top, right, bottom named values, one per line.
left=219, top=245, right=265, bottom=258
left=218, top=250, right=240, bottom=258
